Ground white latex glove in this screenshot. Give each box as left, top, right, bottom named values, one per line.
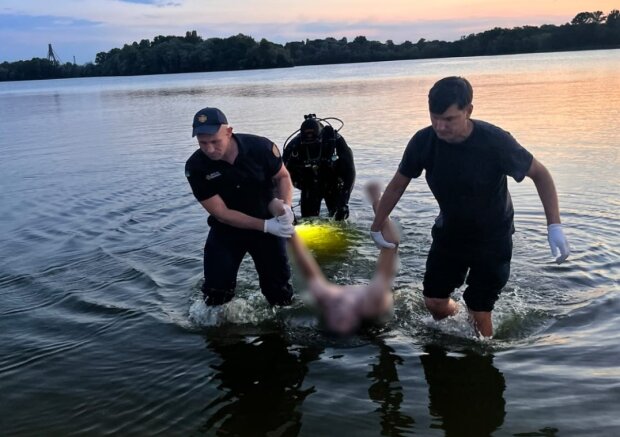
left=264, top=217, right=294, bottom=238
left=278, top=204, right=295, bottom=226
left=547, top=223, right=570, bottom=264
left=370, top=230, right=396, bottom=249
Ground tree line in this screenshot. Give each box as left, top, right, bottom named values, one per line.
left=1, top=10, right=618, bottom=82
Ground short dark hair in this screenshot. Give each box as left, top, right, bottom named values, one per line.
left=428, top=76, right=473, bottom=114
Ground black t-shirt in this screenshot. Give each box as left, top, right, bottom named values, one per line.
left=398, top=120, right=533, bottom=240
left=185, top=133, right=282, bottom=228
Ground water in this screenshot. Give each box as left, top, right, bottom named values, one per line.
left=1, top=49, right=619, bottom=436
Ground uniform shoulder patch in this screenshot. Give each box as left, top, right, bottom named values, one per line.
left=272, top=143, right=281, bottom=158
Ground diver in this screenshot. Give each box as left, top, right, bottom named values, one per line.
left=282, top=114, right=355, bottom=220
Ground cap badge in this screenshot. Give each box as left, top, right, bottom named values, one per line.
left=197, top=115, right=207, bottom=123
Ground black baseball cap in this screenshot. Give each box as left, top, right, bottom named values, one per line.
left=192, top=107, right=228, bottom=137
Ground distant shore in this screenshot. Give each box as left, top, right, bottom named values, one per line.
left=2, top=9, right=619, bottom=82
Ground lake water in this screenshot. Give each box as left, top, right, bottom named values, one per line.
left=1, top=49, right=619, bottom=436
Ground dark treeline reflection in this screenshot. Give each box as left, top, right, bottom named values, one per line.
left=421, top=345, right=506, bottom=437
left=367, top=338, right=416, bottom=435
left=2, top=10, right=619, bottom=81
left=365, top=339, right=506, bottom=436
left=200, top=329, right=506, bottom=436
left=201, top=331, right=322, bottom=436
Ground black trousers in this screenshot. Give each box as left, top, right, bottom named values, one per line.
left=423, top=229, right=513, bottom=312
left=202, top=225, right=293, bottom=306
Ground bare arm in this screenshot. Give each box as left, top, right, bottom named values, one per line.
left=272, top=164, right=293, bottom=206
left=526, top=157, right=561, bottom=225
left=370, top=171, right=411, bottom=232
left=197, top=158, right=293, bottom=230
left=288, top=233, right=326, bottom=282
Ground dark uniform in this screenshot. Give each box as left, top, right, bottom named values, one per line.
left=398, top=120, right=533, bottom=312
left=185, top=133, right=293, bottom=306
left=283, top=118, right=355, bottom=220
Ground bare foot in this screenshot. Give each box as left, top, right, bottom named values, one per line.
left=365, top=181, right=382, bottom=203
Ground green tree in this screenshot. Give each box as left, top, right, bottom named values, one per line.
left=606, top=9, right=620, bottom=27
left=2, top=14, right=620, bottom=82
left=571, top=11, right=605, bottom=25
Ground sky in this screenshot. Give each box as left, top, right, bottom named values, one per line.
left=1, top=0, right=618, bottom=64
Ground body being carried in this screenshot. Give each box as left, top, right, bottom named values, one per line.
left=285, top=182, right=399, bottom=335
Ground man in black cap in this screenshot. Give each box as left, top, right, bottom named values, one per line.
left=283, top=115, right=355, bottom=220
left=185, top=107, right=296, bottom=306
left=370, top=76, right=570, bottom=337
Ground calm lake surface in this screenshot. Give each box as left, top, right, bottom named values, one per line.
left=1, top=49, right=619, bottom=436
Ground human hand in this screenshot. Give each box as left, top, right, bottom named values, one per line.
left=547, top=223, right=570, bottom=264
left=278, top=204, right=295, bottom=226
left=264, top=217, right=294, bottom=238
left=268, top=198, right=286, bottom=216
left=370, top=230, right=396, bottom=249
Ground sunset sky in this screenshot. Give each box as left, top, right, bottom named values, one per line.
left=1, top=0, right=617, bottom=64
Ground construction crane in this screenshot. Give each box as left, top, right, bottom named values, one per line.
left=47, top=44, right=62, bottom=65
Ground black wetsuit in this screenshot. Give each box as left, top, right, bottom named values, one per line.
left=283, top=126, right=355, bottom=220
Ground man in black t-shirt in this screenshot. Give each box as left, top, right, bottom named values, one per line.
left=370, top=77, right=570, bottom=337
left=283, top=115, right=355, bottom=220
left=185, top=107, right=295, bottom=306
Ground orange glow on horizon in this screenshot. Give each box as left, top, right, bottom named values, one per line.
left=281, top=0, right=619, bottom=22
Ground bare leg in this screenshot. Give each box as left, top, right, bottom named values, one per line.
left=360, top=182, right=400, bottom=318
left=424, top=297, right=459, bottom=320
left=424, top=298, right=492, bottom=337
left=469, top=310, right=492, bottom=337
left=366, top=182, right=399, bottom=279
left=288, top=232, right=325, bottom=284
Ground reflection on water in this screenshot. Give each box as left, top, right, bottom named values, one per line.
left=0, top=49, right=619, bottom=436
left=199, top=330, right=509, bottom=436
left=367, top=338, right=416, bottom=435
left=420, top=345, right=506, bottom=437
left=201, top=331, right=322, bottom=435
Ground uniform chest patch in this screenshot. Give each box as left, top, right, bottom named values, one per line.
left=206, top=171, right=222, bottom=180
